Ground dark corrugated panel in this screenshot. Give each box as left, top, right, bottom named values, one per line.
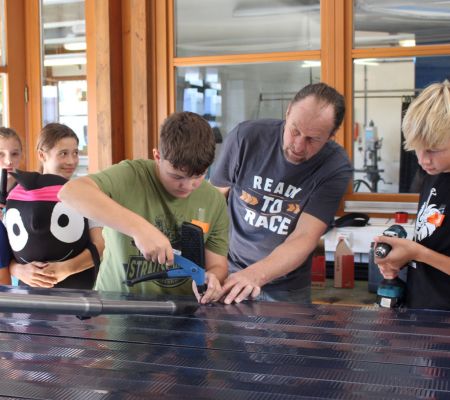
left=0, top=287, right=448, bottom=399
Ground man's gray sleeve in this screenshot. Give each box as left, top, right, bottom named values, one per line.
left=210, top=125, right=241, bottom=187
left=303, top=161, right=353, bottom=226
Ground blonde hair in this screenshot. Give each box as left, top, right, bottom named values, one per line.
left=402, top=80, right=450, bottom=151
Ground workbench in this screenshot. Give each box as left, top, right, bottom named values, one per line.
left=312, top=279, right=377, bottom=306
left=0, top=286, right=448, bottom=399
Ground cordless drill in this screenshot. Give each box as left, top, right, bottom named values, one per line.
left=374, top=224, right=408, bottom=308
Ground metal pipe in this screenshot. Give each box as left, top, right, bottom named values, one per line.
left=0, top=292, right=188, bottom=317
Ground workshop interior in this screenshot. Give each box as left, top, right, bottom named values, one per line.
left=0, top=1, right=449, bottom=398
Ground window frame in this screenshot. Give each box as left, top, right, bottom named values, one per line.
left=15, top=0, right=450, bottom=213
left=157, top=0, right=450, bottom=215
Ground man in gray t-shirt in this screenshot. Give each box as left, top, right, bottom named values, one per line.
left=211, top=82, right=353, bottom=304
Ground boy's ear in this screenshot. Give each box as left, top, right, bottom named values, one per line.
left=152, top=148, right=160, bottom=162
left=37, top=149, right=46, bottom=162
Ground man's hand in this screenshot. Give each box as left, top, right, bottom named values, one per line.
left=220, top=268, right=262, bottom=304
left=217, top=212, right=327, bottom=305
left=133, top=224, right=174, bottom=266
left=10, top=260, right=58, bottom=287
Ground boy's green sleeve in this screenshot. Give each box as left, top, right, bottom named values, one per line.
left=205, top=194, right=229, bottom=257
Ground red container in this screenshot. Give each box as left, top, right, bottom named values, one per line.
left=395, top=211, right=409, bottom=224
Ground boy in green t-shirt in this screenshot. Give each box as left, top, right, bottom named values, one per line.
left=59, top=112, right=229, bottom=304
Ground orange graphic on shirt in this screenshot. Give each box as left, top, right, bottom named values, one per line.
left=240, top=190, right=258, bottom=205
left=287, top=203, right=301, bottom=214
left=427, top=212, right=445, bottom=227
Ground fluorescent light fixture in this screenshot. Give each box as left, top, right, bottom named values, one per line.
left=355, top=32, right=416, bottom=47
left=44, top=53, right=86, bottom=67
left=63, top=42, right=86, bottom=51
left=233, top=0, right=319, bottom=17
left=43, top=19, right=85, bottom=30
left=345, top=200, right=418, bottom=214
left=354, top=58, right=379, bottom=66
left=399, top=39, right=416, bottom=47
left=360, top=4, right=450, bottom=20
left=301, top=60, right=321, bottom=68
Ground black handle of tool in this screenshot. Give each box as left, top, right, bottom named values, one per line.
left=125, top=271, right=168, bottom=286
left=0, top=168, right=8, bottom=204
left=181, top=222, right=205, bottom=267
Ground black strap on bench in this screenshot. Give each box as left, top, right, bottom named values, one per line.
left=332, top=212, right=370, bottom=228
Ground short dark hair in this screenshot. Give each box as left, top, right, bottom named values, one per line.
left=0, top=127, right=23, bottom=150
left=292, top=82, right=345, bottom=135
left=36, top=123, right=79, bottom=152
left=159, top=112, right=215, bottom=176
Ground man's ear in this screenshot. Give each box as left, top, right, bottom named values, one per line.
left=285, top=103, right=292, bottom=119
left=152, top=148, right=160, bottom=162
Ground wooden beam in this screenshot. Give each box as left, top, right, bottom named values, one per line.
left=4, top=0, right=26, bottom=157
left=85, top=0, right=124, bottom=172
left=23, top=0, right=42, bottom=172
left=153, top=0, right=171, bottom=147
left=320, top=0, right=335, bottom=86
left=122, top=0, right=150, bottom=160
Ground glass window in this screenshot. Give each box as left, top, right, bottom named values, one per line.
left=41, top=0, right=87, bottom=176
left=354, top=0, right=450, bottom=48
left=353, top=55, right=450, bottom=194
left=175, top=0, right=321, bottom=57
left=176, top=61, right=320, bottom=176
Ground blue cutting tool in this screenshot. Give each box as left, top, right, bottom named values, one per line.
left=124, top=252, right=207, bottom=294
left=126, top=222, right=207, bottom=294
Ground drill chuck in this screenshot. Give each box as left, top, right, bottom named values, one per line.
left=374, top=243, right=391, bottom=258
left=374, top=224, right=407, bottom=258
